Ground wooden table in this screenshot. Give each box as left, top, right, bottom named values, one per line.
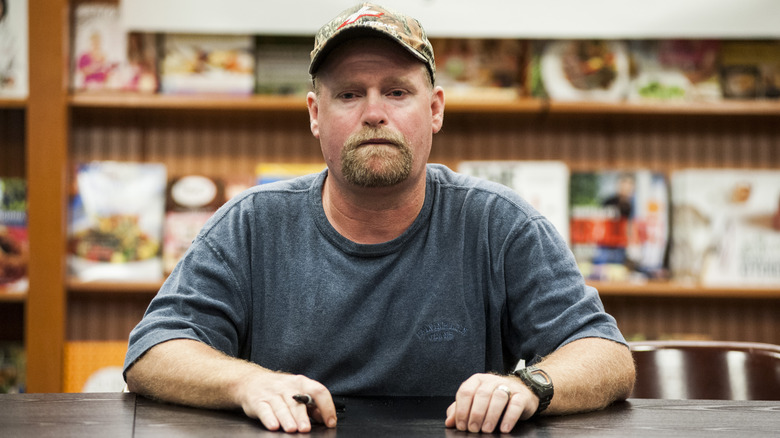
left=0, top=393, right=777, bottom=437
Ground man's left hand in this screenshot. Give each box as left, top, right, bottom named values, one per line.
left=445, top=373, right=538, bottom=433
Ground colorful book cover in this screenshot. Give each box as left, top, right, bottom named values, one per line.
left=719, top=41, right=780, bottom=99
left=431, top=38, right=526, bottom=100
left=255, top=35, right=312, bottom=96
left=163, top=175, right=224, bottom=274
left=670, top=169, right=780, bottom=286
left=628, top=40, right=722, bottom=102
left=0, top=177, right=27, bottom=294
left=68, top=162, right=167, bottom=282
left=457, top=161, right=570, bottom=244
left=569, top=171, right=669, bottom=282
left=161, top=33, right=255, bottom=95
left=0, top=0, right=28, bottom=98
left=255, top=163, right=327, bottom=185
left=532, top=40, right=631, bottom=102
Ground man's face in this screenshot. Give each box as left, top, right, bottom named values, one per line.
left=307, top=37, right=444, bottom=189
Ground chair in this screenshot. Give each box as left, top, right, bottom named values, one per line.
left=628, top=340, right=780, bottom=400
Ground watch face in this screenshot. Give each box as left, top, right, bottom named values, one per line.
left=530, top=369, right=552, bottom=386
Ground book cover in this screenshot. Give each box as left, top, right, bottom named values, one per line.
left=628, top=40, right=722, bottom=102
left=569, top=171, right=669, bottom=282
left=0, top=0, right=27, bottom=98
left=719, top=40, right=780, bottom=99
left=255, top=35, right=312, bottom=96
left=163, top=175, right=224, bottom=274
left=431, top=38, right=526, bottom=100
left=161, top=33, right=255, bottom=95
left=71, top=3, right=157, bottom=93
left=670, top=169, right=780, bottom=286
left=0, top=177, right=27, bottom=294
left=68, top=161, right=167, bottom=282
left=0, top=341, right=25, bottom=393
left=255, top=163, right=326, bottom=185
left=457, top=161, right=570, bottom=244
left=532, top=40, right=631, bottom=102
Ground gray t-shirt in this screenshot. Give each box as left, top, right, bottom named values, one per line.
left=124, top=164, right=626, bottom=396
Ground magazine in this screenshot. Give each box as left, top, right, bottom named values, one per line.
left=255, top=36, right=312, bottom=96
left=163, top=175, right=224, bottom=274
left=68, top=162, right=167, bottom=282
left=0, top=177, right=27, bottom=294
left=569, top=171, right=669, bottom=282
left=431, top=38, right=526, bottom=100
left=0, top=0, right=27, bottom=97
left=670, top=169, right=780, bottom=286
left=531, top=40, right=631, bottom=102
left=457, top=161, right=570, bottom=244
left=161, top=33, right=255, bottom=95
left=719, top=41, right=780, bottom=99
left=628, top=40, right=722, bottom=102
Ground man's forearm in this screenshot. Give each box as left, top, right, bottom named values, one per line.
left=125, top=338, right=265, bottom=410
left=534, top=337, right=636, bottom=415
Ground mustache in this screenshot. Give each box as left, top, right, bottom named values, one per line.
left=343, top=127, right=408, bottom=151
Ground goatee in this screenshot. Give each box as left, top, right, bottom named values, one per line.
left=340, top=127, right=413, bottom=187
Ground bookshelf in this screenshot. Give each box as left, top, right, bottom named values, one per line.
left=21, top=0, right=780, bottom=392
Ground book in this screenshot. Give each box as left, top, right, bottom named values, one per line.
left=71, top=3, right=157, bottom=93
left=431, top=38, right=526, bottom=100
left=0, top=177, right=27, bottom=294
left=531, top=40, right=631, bottom=102
left=0, top=341, right=25, bottom=393
left=719, top=41, right=780, bottom=99
left=68, top=161, right=167, bottom=282
left=162, top=175, right=224, bottom=274
left=0, top=0, right=27, bottom=98
left=670, top=169, right=780, bottom=286
left=255, top=163, right=327, bottom=185
left=255, top=35, right=312, bottom=96
left=160, top=33, right=255, bottom=95
left=628, top=40, right=722, bottom=102
left=569, top=171, right=669, bottom=282
left=457, top=161, right=570, bottom=244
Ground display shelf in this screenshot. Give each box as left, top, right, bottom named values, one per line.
left=591, top=282, right=780, bottom=299
left=0, top=98, right=27, bottom=109
left=68, top=92, right=780, bottom=116
left=0, top=293, right=27, bottom=303
left=67, top=278, right=780, bottom=300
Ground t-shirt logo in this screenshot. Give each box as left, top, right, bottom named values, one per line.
left=338, top=6, right=385, bottom=29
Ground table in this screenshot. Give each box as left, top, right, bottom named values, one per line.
left=0, top=393, right=777, bottom=437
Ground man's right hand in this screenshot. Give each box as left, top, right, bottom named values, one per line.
left=125, top=339, right=338, bottom=434
left=235, top=369, right=338, bottom=433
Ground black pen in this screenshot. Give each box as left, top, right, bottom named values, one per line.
left=292, top=394, right=345, bottom=412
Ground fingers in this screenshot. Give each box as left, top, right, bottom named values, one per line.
left=240, top=373, right=336, bottom=433
left=446, top=373, right=535, bottom=434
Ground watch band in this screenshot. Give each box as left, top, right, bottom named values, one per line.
left=513, top=366, right=554, bottom=415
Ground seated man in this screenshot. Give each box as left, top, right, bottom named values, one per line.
left=124, top=2, right=635, bottom=434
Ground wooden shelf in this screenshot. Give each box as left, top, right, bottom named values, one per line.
left=0, top=292, right=26, bottom=303
left=591, top=282, right=780, bottom=299
left=68, top=93, right=780, bottom=116
left=0, top=98, right=26, bottom=109
left=66, top=278, right=780, bottom=300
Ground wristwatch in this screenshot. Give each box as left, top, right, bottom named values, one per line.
left=513, top=366, right=554, bottom=415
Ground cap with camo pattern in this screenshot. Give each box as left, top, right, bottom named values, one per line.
left=309, top=3, right=435, bottom=82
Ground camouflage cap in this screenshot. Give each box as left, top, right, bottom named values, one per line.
left=309, top=3, right=435, bottom=83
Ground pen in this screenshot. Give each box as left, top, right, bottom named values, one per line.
left=292, top=394, right=346, bottom=412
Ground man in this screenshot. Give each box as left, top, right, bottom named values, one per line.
left=124, top=3, right=635, bottom=434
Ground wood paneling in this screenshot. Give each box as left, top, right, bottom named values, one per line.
left=26, top=0, right=70, bottom=393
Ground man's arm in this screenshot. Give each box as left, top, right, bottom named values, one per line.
left=445, top=337, right=635, bottom=433
left=125, top=338, right=338, bottom=433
